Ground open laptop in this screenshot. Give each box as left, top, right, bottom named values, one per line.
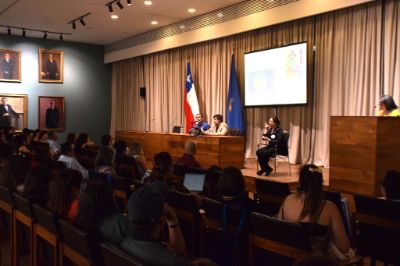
left=183, top=172, right=206, bottom=193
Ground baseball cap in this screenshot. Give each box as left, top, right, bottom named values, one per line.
left=127, top=181, right=168, bottom=224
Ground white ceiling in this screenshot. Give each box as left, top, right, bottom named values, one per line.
left=0, top=0, right=245, bottom=45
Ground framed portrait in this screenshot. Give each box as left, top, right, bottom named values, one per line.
left=38, top=96, right=65, bottom=131
left=38, top=49, right=64, bottom=83
left=0, top=49, right=21, bottom=82
left=0, top=93, right=28, bottom=131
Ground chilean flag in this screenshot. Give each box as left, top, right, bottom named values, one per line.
left=184, top=62, right=200, bottom=133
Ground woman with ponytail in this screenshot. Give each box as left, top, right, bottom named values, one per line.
left=277, top=164, right=352, bottom=259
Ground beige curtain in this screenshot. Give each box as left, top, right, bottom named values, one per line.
left=111, top=0, right=397, bottom=167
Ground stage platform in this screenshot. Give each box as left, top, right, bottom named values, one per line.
left=242, top=158, right=330, bottom=193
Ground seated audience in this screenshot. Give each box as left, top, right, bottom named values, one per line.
left=121, top=181, right=215, bottom=266
left=94, top=145, right=116, bottom=176
left=128, top=142, right=148, bottom=177
left=47, top=131, right=61, bottom=155
left=14, top=133, right=33, bottom=155
left=277, top=164, right=352, bottom=259
left=47, top=169, right=83, bottom=222
left=380, top=170, right=400, bottom=200
left=114, top=140, right=129, bottom=160
left=75, top=183, right=134, bottom=246
left=74, top=133, right=96, bottom=155
left=216, top=166, right=247, bottom=206
left=0, top=143, right=15, bottom=167
left=0, top=155, right=30, bottom=192
left=22, top=166, right=52, bottom=206
left=203, top=114, right=228, bottom=136
left=58, top=143, right=88, bottom=179
left=38, top=130, right=49, bottom=143
left=176, top=140, right=201, bottom=168
left=146, top=152, right=188, bottom=193
left=66, top=132, right=77, bottom=149
left=100, top=134, right=113, bottom=148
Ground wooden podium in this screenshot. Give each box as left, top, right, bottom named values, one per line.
left=330, top=116, right=400, bottom=196
left=115, top=131, right=245, bottom=169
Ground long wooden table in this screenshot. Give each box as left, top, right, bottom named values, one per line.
left=115, top=131, right=245, bottom=169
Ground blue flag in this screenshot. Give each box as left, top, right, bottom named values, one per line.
left=226, top=54, right=245, bottom=134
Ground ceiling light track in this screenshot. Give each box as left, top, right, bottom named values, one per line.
left=68, top=12, right=91, bottom=30
left=1, top=25, right=72, bottom=41
left=106, top=0, right=132, bottom=14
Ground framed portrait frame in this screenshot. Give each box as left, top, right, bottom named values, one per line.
left=38, top=96, right=65, bottom=131
left=0, top=93, right=28, bottom=131
left=38, top=49, right=64, bottom=83
left=0, top=49, right=21, bottom=82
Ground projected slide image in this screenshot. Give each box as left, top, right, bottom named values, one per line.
left=244, top=42, right=307, bottom=107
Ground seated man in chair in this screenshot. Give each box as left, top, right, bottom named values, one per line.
left=256, top=116, right=286, bottom=176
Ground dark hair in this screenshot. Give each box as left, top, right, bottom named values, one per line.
left=94, top=147, right=115, bottom=170
left=38, top=131, right=48, bottom=140
left=100, top=135, right=112, bottom=147
left=267, top=116, right=281, bottom=127
left=75, top=183, right=116, bottom=231
left=148, top=152, right=173, bottom=182
left=379, top=95, right=398, bottom=112
left=60, top=142, right=73, bottom=155
left=381, top=170, right=400, bottom=200
left=48, top=169, right=82, bottom=217
left=23, top=166, right=51, bottom=206
left=75, top=133, right=89, bottom=152
left=297, top=164, right=324, bottom=222
left=217, top=166, right=245, bottom=198
left=0, top=155, right=30, bottom=189
left=66, top=133, right=76, bottom=147
left=0, top=143, right=15, bottom=159
left=213, top=114, right=223, bottom=122
left=113, top=140, right=127, bottom=156
left=32, top=129, right=41, bottom=140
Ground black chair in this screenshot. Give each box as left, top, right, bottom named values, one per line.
left=166, top=191, right=201, bottom=256
left=256, top=130, right=291, bottom=176
left=324, top=190, right=351, bottom=236
left=0, top=186, right=15, bottom=266
left=59, top=219, right=102, bottom=266
left=100, top=242, right=142, bottom=266
left=252, top=179, right=290, bottom=216
left=201, top=197, right=248, bottom=265
left=33, top=204, right=61, bottom=266
left=248, top=212, right=311, bottom=266
left=354, top=194, right=400, bottom=265
left=228, top=128, right=240, bottom=136
left=13, top=192, right=36, bottom=266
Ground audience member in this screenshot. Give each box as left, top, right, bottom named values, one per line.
left=380, top=170, right=400, bottom=200
left=74, top=133, right=96, bottom=155
left=66, top=132, right=77, bottom=149
left=22, top=166, right=51, bottom=206
left=216, top=166, right=247, bottom=205
left=47, top=131, right=61, bottom=155
left=100, top=134, right=113, bottom=148
left=277, top=164, right=352, bottom=259
left=58, top=143, right=88, bottom=179
left=176, top=140, right=201, bottom=168
left=14, top=133, right=33, bottom=155
left=128, top=142, right=148, bottom=177
left=47, top=169, right=82, bottom=222
left=75, top=183, right=134, bottom=246
left=94, top=145, right=116, bottom=176
left=0, top=155, right=30, bottom=192
left=121, top=181, right=215, bottom=266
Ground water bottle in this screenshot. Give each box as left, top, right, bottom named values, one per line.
left=180, top=125, right=184, bottom=134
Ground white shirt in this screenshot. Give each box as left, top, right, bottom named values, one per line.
left=58, top=154, right=88, bottom=178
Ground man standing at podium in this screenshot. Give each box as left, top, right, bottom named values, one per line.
left=0, top=97, right=19, bottom=128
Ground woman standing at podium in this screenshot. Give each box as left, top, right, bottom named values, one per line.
left=376, top=95, right=400, bottom=117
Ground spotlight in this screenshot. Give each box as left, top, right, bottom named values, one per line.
left=60, top=34, right=63, bottom=41
left=43, top=32, right=47, bottom=39
left=7, top=27, right=11, bottom=35
left=127, top=0, right=132, bottom=5
left=80, top=18, right=86, bottom=26
left=22, top=29, right=26, bottom=37
left=108, top=4, right=113, bottom=12
left=72, top=21, right=76, bottom=29
left=116, top=1, right=123, bottom=9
